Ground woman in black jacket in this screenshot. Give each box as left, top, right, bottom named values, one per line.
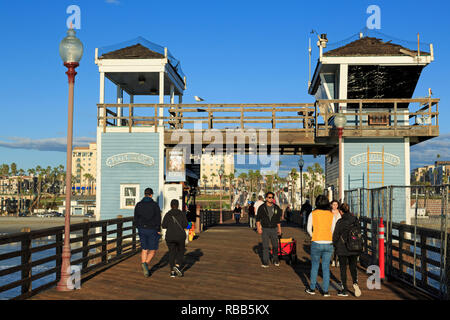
left=162, top=199, right=188, bottom=278
left=332, top=203, right=362, bottom=297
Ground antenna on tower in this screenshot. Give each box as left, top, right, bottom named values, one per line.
left=308, top=30, right=317, bottom=90
left=308, top=37, right=312, bottom=89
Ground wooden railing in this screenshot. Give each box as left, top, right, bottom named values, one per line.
left=97, top=103, right=316, bottom=132
left=0, top=216, right=139, bottom=300
left=315, top=98, right=440, bottom=138
left=359, top=216, right=449, bottom=300
left=200, top=210, right=232, bottom=231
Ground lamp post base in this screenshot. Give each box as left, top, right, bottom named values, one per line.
left=56, top=246, right=72, bottom=291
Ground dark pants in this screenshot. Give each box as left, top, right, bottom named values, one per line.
left=166, top=240, right=185, bottom=269
left=262, top=228, right=279, bottom=265
left=235, top=214, right=240, bottom=223
left=338, top=255, right=358, bottom=290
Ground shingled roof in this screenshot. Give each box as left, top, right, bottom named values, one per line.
left=323, top=37, right=429, bottom=57
left=99, top=43, right=165, bottom=59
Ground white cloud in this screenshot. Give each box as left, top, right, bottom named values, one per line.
left=0, top=136, right=96, bottom=152
left=105, top=0, right=120, bottom=4
left=410, top=133, right=450, bottom=168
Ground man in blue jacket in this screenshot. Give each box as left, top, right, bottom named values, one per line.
left=134, top=187, right=161, bottom=277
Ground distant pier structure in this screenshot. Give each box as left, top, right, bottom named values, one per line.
left=309, top=33, right=439, bottom=223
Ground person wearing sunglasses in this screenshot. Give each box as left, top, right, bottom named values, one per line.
left=256, top=192, right=283, bottom=268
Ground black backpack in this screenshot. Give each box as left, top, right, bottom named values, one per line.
left=342, top=219, right=363, bottom=253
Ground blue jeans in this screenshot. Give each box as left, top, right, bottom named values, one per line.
left=309, top=242, right=333, bottom=292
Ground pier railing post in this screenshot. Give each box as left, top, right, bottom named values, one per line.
left=116, top=215, right=123, bottom=256
left=21, top=229, right=32, bottom=295
left=82, top=220, right=90, bottom=269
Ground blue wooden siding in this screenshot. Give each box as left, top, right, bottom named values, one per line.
left=100, top=132, right=160, bottom=221
left=343, top=138, right=408, bottom=222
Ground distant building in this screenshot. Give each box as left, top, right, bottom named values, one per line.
left=199, top=154, right=234, bottom=191
left=411, top=161, right=450, bottom=185
left=72, top=143, right=97, bottom=194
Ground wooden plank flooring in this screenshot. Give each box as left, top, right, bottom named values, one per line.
left=32, top=217, right=432, bottom=300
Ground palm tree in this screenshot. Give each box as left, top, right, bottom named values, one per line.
left=202, top=174, right=208, bottom=195
left=290, top=168, right=299, bottom=208
left=211, top=173, right=217, bottom=194
left=83, top=173, right=95, bottom=195
left=10, top=163, right=17, bottom=176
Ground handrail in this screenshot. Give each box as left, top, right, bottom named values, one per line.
left=358, top=216, right=449, bottom=300
left=97, top=103, right=316, bottom=131
left=0, top=216, right=139, bottom=300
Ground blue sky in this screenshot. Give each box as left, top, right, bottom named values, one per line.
left=0, top=0, right=449, bottom=175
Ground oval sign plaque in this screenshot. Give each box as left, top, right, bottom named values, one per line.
left=106, top=153, right=155, bottom=168
left=349, top=152, right=400, bottom=166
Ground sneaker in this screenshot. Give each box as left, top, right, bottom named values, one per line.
left=170, top=271, right=176, bottom=278
left=337, top=290, right=348, bottom=297
left=353, top=283, right=361, bottom=297
left=305, top=288, right=316, bottom=295
left=323, top=292, right=330, bottom=297
left=261, top=264, right=269, bottom=268
left=141, top=263, right=150, bottom=277
left=274, top=261, right=280, bottom=267
left=173, top=266, right=183, bottom=277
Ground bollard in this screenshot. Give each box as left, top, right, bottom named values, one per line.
left=195, top=204, right=201, bottom=234
left=379, top=217, right=385, bottom=280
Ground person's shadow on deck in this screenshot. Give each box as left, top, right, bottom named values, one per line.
left=150, top=248, right=204, bottom=275
left=181, top=248, right=204, bottom=274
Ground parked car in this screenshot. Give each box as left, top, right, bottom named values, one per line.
left=50, top=211, right=62, bottom=217
left=36, top=213, right=46, bottom=218
left=18, top=212, right=28, bottom=217
left=84, top=212, right=94, bottom=218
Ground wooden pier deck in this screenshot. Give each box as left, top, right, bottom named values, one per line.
left=32, top=217, right=431, bottom=300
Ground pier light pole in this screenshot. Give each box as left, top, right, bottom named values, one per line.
left=298, top=155, right=304, bottom=208
left=219, top=165, right=224, bottom=224
left=334, top=111, right=347, bottom=202
left=57, top=28, right=83, bottom=291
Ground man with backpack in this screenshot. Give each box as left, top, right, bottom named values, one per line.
left=332, top=203, right=363, bottom=297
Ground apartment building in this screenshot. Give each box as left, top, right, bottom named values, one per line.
left=199, top=154, right=234, bottom=190
left=72, top=142, right=97, bottom=194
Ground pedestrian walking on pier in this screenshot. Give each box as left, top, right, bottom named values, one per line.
left=332, top=203, right=362, bottom=297
left=300, top=199, right=312, bottom=230
left=248, top=201, right=256, bottom=230
left=330, top=200, right=341, bottom=267
left=305, top=195, right=337, bottom=296
left=134, top=188, right=161, bottom=278
left=254, top=195, right=264, bottom=216
left=256, top=192, right=282, bottom=268
left=162, top=199, right=188, bottom=278
left=233, top=203, right=242, bottom=224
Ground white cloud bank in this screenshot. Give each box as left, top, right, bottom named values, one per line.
left=410, top=133, right=450, bottom=168
left=0, top=136, right=96, bottom=152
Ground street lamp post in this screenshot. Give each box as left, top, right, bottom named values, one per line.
left=334, top=110, right=347, bottom=202
left=57, top=28, right=83, bottom=291
left=298, top=155, right=304, bottom=208
left=218, top=165, right=224, bottom=224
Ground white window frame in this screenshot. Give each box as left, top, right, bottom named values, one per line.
left=120, top=184, right=140, bottom=209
